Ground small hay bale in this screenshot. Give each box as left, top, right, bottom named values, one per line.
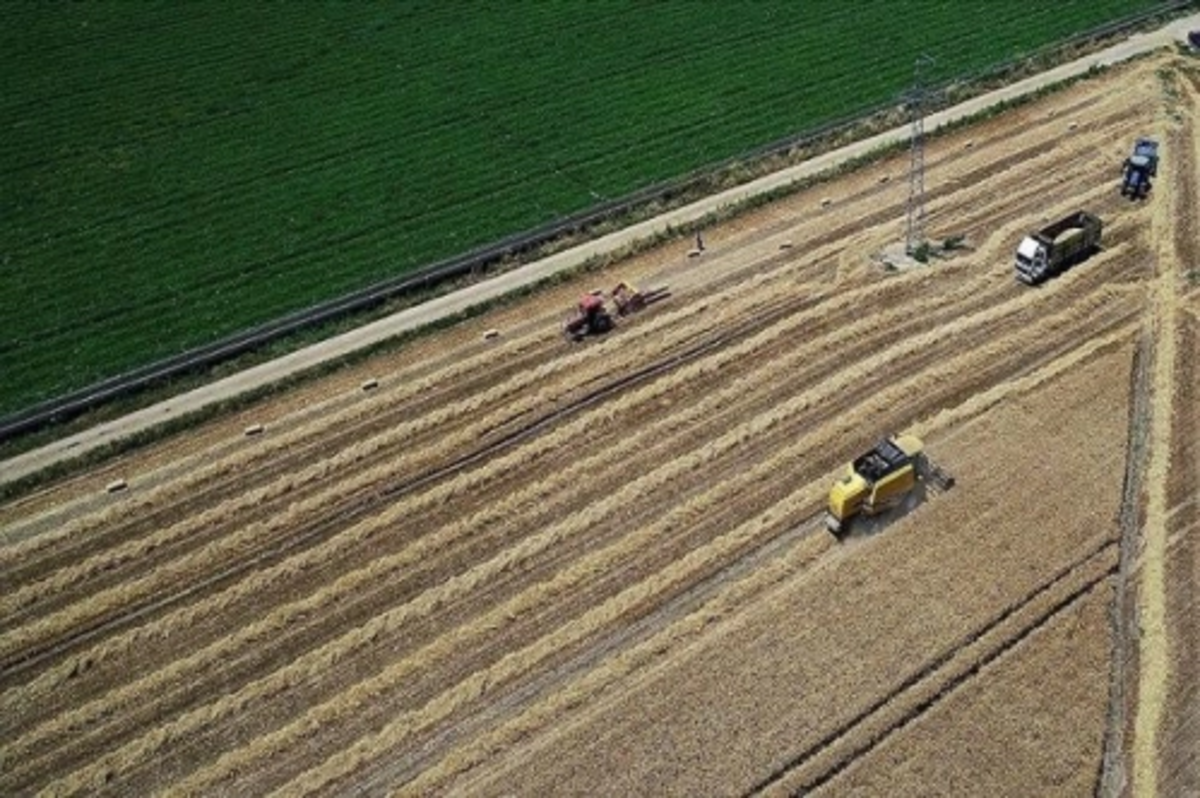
left=879, top=175, right=890, bottom=184
left=361, top=378, right=379, bottom=391
left=820, top=197, right=832, bottom=207
left=779, top=241, right=793, bottom=250
left=1068, top=121, right=1078, bottom=131
left=687, top=248, right=702, bottom=258
left=106, top=479, right=127, bottom=494
left=244, top=424, right=265, bottom=437
left=964, top=140, right=975, bottom=149
left=483, top=329, right=500, bottom=340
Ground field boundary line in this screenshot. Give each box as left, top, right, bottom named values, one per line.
left=1132, top=65, right=1192, bottom=797
left=1098, top=325, right=1154, bottom=796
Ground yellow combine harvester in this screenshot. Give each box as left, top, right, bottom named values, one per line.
left=824, top=434, right=953, bottom=537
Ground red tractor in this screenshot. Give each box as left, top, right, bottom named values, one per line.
left=562, top=282, right=670, bottom=342
left=563, top=292, right=615, bottom=341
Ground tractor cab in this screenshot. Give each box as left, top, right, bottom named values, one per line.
left=564, top=292, right=614, bottom=341
left=1121, top=138, right=1158, bottom=199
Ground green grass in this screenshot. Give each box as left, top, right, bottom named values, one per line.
left=0, top=0, right=1162, bottom=417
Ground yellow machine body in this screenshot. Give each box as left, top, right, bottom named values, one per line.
left=825, top=435, right=924, bottom=534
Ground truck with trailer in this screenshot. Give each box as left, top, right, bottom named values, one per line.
left=1014, top=211, right=1102, bottom=285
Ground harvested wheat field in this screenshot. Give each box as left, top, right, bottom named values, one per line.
left=2, top=53, right=1199, bottom=797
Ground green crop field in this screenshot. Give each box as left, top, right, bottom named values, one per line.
left=0, top=0, right=1161, bottom=418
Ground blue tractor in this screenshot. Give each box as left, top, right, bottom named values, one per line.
left=1121, top=138, right=1158, bottom=200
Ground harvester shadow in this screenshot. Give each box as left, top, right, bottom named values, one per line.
left=834, top=481, right=930, bottom=541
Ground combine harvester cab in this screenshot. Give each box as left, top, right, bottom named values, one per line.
left=825, top=434, right=953, bottom=538
left=1120, top=137, right=1158, bottom=200
left=1014, top=211, right=1102, bottom=285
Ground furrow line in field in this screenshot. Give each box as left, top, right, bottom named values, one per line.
left=756, top=540, right=1119, bottom=796
left=2, top=194, right=1142, bottom=792
left=0, top=301, right=567, bottom=548
left=0, top=350, right=551, bottom=579
left=0, top=330, right=549, bottom=560
left=1132, top=64, right=1193, bottom=798
left=339, top=287, right=1142, bottom=796
left=0, top=291, right=844, bottom=710
left=655, top=284, right=1134, bottom=522
left=42, top=399, right=840, bottom=794
left=0, top=253, right=892, bottom=705
left=0, top=274, right=790, bottom=594
left=16, top=188, right=916, bottom=554
left=56, top=289, right=1142, bottom=792
left=23, top=268, right=1056, bottom=792
left=403, top=511, right=841, bottom=797
left=357, top=513, right=830, bottom=795
left=140, top=477, right=844, bottom=794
